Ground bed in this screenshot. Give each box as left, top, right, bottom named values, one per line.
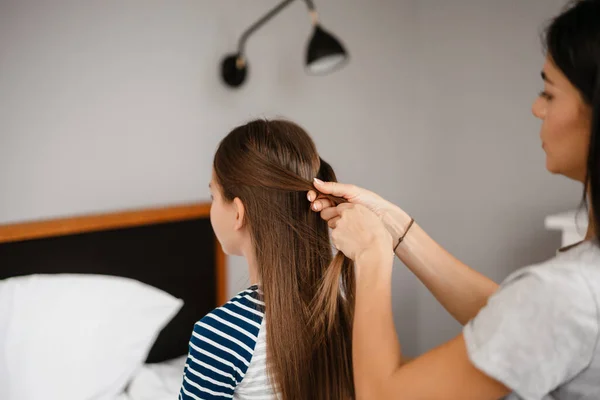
left=0, top=203, right=226, bottom=400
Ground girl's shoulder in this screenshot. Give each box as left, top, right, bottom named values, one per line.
left=201, top=285, right=266, bottom=332
left=179, top=286, right=269, bottom=399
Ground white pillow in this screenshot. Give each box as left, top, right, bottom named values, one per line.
left=126, top=355, right=188, bottom=400
left=0, top=274, right=183, bottom=400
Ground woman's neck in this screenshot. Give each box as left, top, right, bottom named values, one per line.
left=583, top=185, right=596, bottom=240
left=586, top=207, right=596, bottom=240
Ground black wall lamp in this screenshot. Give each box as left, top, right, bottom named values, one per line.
left=220, top=0, right=349, bottom=88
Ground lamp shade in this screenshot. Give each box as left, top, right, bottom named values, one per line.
left=305, top=25, right=348, bottom=75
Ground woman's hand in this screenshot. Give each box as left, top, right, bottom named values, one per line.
left=308, top=179, right=389, bottom=215
left=328, top=203, right=394, bottom=262
left=308, top=179, right=412, bottom=241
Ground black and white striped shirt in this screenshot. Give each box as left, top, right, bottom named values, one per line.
left=179, top=286, right=277, bottom=399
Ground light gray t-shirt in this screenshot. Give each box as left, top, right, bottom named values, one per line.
left=464, top=241, right=600, bottom=400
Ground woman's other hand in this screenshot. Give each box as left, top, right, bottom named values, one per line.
left=328, top=203, right=393, bottom=262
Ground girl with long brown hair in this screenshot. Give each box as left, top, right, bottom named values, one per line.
left=178, top=119, right=354, bottom=400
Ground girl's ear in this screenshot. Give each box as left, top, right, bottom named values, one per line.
left=233, top=197, right=245, bottom=231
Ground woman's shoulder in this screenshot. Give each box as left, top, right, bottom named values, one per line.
left=464, top=241, right=600, bottom=399
left=490, top=240, right=600, bottom=343
left=503, top=240, right=600, bottom=296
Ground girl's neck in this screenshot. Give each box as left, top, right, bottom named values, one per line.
left=244, top=247, right=260, bottom=286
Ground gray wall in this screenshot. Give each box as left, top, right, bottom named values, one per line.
left=0, top=0, right=578, bottom=355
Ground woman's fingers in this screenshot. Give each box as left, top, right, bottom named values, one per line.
left=327, top=204, right=355, bottom=228
left=328, top=216, right=341, bottom=229
left=307, top=190, right=333, bottom=212
left=320, top=205, right=340, bottom=222
left=307, top=191, right=334, bottom=211
left=313, top=179, right=359, bottom=199
left=317, top=202, right=354, bottom=223
left=312, top=199, right=334, bottom=212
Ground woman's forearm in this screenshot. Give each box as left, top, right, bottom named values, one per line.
left=353, top=247, right=401, bottom=399
left=383, top=205, right=499, bottom=325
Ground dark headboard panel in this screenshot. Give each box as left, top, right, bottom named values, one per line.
left=0, top=203, right=226, bottom=363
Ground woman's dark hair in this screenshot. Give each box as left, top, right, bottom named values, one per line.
left=213, top=119, right=354, bottom=399
left=544, top=0, right=600, bottom=237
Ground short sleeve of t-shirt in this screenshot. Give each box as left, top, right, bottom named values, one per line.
left=463, top=263, right=599, bottom=400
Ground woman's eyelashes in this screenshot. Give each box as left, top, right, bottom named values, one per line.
left=539, top=90, right=554, bottom=101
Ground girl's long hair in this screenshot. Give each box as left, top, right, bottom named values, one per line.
left=213, top=119, right=354, bottom=400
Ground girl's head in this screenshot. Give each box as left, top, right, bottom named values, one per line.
left=533, top=0, right=600, bottom=229
left=211, top=119, right=354, bottom=399
left=210, top=119, right=326, bottom=257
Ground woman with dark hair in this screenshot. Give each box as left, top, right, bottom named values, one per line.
left=179, top=119, right=354, bottom=400
left=309, top=0, right=600, bottom=398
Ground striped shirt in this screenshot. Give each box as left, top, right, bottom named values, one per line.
left=179, top=286, right=278, bottom=400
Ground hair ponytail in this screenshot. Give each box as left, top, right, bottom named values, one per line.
left=310, top=159, right=355, bottom=338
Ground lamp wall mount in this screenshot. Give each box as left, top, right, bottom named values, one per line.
left=220, top=0, right=348, bottom=88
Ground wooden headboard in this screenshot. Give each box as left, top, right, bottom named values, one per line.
left=0, top=203, right=226, bottom=363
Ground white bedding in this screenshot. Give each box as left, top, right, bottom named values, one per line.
left=118, top=356, right=187, bottom=400
left=0, top=274, right=184, bottom=400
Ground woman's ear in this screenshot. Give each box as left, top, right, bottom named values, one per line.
left=232, top=197, right=245, bottom=231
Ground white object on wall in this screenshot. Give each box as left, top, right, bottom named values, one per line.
left=544, top=210, right=588, bottom=248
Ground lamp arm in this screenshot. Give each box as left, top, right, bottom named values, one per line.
left=304, top=0, right=319, bottom=25
left=236, top=0, right=319, bottom=60
left=237, top=0, right=297, bottom=58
